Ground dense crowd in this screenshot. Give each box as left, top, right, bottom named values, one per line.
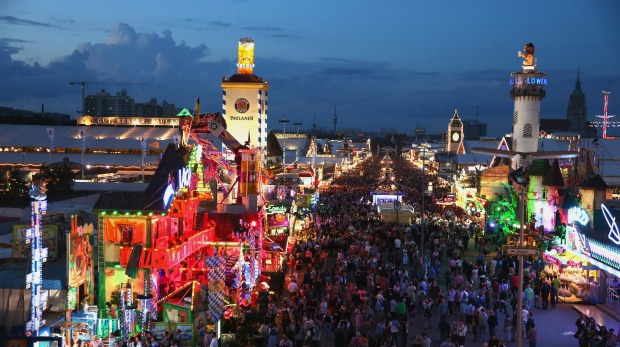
left=242, top=156, right=535, bottom=347
left=214, top=155, right=615, bottom=347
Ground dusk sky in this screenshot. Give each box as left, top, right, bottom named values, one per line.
left=1, top=1, right=619, bottom=137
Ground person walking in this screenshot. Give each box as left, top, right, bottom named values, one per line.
left=487, top=309, right=498, bottom=337
left=540, top=281, right=551, bottom=310
left=526, top=323, right=537, bottom=347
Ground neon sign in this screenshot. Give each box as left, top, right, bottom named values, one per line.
left=163, top=166, right=192, bottom=210
left=568, top=206, right=589, bottom=226
left=510, top=77, right=549, bottom=86
left=178, top=167, right=192, bottom=190
left=602, top=204, right=620, bottom=245
left=266, top=205, right=288, bottom=214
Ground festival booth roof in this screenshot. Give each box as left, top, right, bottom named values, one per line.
left=94, top=143, right=189, bottom=212
left=161, top=281, right=206, bottom=318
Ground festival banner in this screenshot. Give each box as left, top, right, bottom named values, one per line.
left=206, top=256, right=226, bottom=323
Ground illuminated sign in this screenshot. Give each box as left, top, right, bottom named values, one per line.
left=236, top=38, right=255, bottom=74
left=234, top=98, right=250, bottom=113
left=77, top=116, right=179, bottom=127
left=266, top=205, right=288, bottom=214
left=568, top=206, right=589, bottom=226
left=275, top=133, right=308, bottom=139
left=602, top=204, right=620, bottom=245
left=510, top=76, right=548, bottom=86
left=163, top=166, right=197, bottom=210
left=178, top=167, right=192, bottom=190
left=230, top=115, right=254, bottom=121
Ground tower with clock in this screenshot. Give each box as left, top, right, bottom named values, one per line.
left=447, top=109, right=464, bottom=153
left=221, top=38, right=270, bottom=162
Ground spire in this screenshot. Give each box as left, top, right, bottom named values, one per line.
left=576, top=66, right=581, bottom=89
left=313, top=108, right=317, bottom=130
left=333, top=104, right=338, bottom=132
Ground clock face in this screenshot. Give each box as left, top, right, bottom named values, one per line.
left=451, top=131, right=460, bottom=142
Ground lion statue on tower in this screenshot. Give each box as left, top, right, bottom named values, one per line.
left=518, top=42, right=536, bottom=68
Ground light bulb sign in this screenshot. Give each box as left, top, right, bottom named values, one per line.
left=26, top=195, right=48, bottom=336
left=602, top=204, right=620, bottom=245
left=568, top=206, right=589, bottom=226
left=163, top=166, right=194, bottom=210
left=266, top=205, right=288, bottom=214
left=510, top=76, right=549, bottom=86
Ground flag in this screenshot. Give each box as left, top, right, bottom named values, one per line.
left=149, top=141, right=159, bottom=149
left=194, top=96, right=200, bottom=116
left=80, top=129, right=86, bottom=151
left=140, top=135, right=147, bottom=159
left=46, top=127, right=55, bottom=152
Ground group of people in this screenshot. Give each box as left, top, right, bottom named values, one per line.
left=251, top=155, right=533, bottom=347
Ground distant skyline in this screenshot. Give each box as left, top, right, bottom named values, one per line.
left=1, top=0, right=619, bottom=136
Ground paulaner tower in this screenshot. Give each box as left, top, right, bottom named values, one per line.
left=221, top=38, right=270, bottom=163
left=510, top=42, right=548, bottom=169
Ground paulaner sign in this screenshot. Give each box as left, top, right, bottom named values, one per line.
left=78, top=116, right=179, bottom=127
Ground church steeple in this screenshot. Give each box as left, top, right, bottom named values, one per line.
left=567, top=67, right=589, bottom=136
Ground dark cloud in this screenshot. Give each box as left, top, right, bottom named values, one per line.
left=270, top=34, right=298, bottom=39
left=0, top=16, right=61, bottom=28
left=241, top=26, right=283, bottom=32
left=207, top=21, right=232, bottom=28
left=1, top=38, right=33, bottom=43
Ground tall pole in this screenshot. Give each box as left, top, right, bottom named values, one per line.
left=293, top=121, right=302, bottom=164
left=517, top=183, right=526, bottom=347
left=421, top=147, right=426, bottom=261
left=279, top=117, right=290, bottom=167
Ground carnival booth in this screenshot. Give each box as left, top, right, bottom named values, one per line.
left=265, top=201, right=295, bottom=236
left=543, top=247, right=598, bottom=303
left=158, top=281, right=211, bottom=347
left=542, top=205, right=602, bottom=303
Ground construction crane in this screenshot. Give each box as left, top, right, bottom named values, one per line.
left=69, top=81, right=145, bottom=116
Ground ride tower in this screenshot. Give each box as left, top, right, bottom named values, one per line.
left=510, top=42, right=547, bottom=169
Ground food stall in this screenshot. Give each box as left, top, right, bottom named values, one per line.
left=265, top=201, right=295, bottom=236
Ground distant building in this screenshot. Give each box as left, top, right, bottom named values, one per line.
left=447, top=109, right=465, bottom=153
left=462, top=119, right=487, bottom=140
left=539, top=71, right=597, bottom=138
left=135, top=98, right=180, bottom=117
left=85, top=89, right=135, bottom=116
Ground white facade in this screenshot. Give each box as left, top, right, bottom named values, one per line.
left=510, top=71, right=547, bottom=168
left=221, top=79, right=269, bottom=158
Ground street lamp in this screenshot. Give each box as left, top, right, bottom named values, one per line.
left=293, top=121, right=303, bottom=164
left=420, top=147, right=426, bottom=260
left=279, top=117, right=290, bottom=166
left=471, top=147, right=577, bottom=347
left=510, top=167, right=528, bottom=345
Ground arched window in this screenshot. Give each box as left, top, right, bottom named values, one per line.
left=523, top=124, right=533, bottom=138
left=513, top=111, right=519, bottom=124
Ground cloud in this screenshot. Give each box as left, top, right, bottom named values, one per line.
left=0, top=22, right=617, bottom=138
left=270, top=34, right=298, bottom=39
left=207, top=21, right=232, bottom=28
left=241, top=26, right=283, bottom=32
left=0, top=16, right=61, bottom=28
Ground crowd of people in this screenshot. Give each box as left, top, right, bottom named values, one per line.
left=244, top=155, right=545, bottom=347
